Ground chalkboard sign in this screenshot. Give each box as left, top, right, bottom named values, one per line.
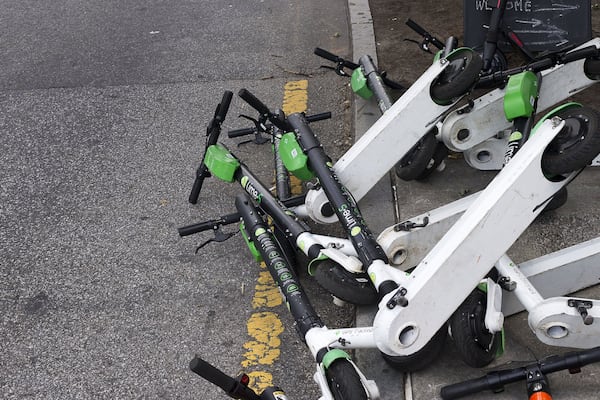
left=464, top=0, right=592, bottom=53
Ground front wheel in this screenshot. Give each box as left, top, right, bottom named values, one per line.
left=326, top=359, right=368, bottom=400
left=541, top=106, right=600, bottom=176
left=449, top=288, right=502, bottom=368
left=431, top=48, right=483, bottom=105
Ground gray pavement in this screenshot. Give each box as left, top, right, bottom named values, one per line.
left=0, top=1, right=355, bottom=399
left=350, top=1, right=600, bottom=399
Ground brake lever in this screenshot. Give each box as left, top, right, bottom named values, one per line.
left=319, top=63, right=350, bottom=77
left=237, top=114, right=270, bottom=146
left=195, top=228, right=237, bottom=253
left=403, top=38, right=433, bottom=54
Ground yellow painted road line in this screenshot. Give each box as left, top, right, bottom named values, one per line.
left=241, top=80, right=309, bottom=393
left=282, top=80, right=309, bottom=195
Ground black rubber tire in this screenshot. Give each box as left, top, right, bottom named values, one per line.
left=541, top=106, right=600, bottom=176
left=395, top=131, right=438, bottom=181
left=326, top=359, right=368, bottom=400
left=584, top=57, right=600, bottom=80
left=415, top=142, right=449, bottom=181
left=313, top=260, right=378, bottom=305
left=431, top=48, right=483, bottom=105
left=380, top=324, right=447, bottom=372
left=449, top=288, right=502, bottom=368
left=542, top=186, right=568, bottom=212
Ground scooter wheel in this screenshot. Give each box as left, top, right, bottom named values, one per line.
left=584, top=57, right=600, bottom=80
left=313, top=260, right=378, bottom=305
left=415, top=142, right=449, bottom=181
left=380, top=324, right=447, bottom=372
left=431, top=48, right=483, bottom=105
left=541, top=106, right=600, bottom=176
left=449, top=288, right=502, bottom=368
left=395, top=130, right=438, bottom=181
left=326, top=358, right=369, bottom=400
left=541, top=186, right=568, bottom=212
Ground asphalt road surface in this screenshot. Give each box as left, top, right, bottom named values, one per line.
left=1, top=1, right=357, bottom=398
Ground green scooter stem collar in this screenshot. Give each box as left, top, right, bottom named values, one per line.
left=351, top=67, right=374, bottom=99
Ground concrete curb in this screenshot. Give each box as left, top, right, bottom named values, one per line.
left=347, top=1, right=407, bottom=399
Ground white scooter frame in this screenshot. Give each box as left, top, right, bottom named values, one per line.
left=442, top=38, right=600, bottom=170
left=302, top=38, right=600, bottom=224
left=303, top=117, right=600, bottom=360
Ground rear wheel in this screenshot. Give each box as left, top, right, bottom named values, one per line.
left=584, top=57, right=600, bottom=80
left=542, top=186, right=568, bottom=212
left=541, top=106, right=600, bottom=175
left=380, top=324, right=447, bottom=372
left=313, top=260, right=378, bottom=305
left=326, top=359, right=368, bottom=400
left=431, top=48, right=483, bottom=105
left=449, top=288, right=502, bottom=368
left=395, top=130, right=438, bottom=181
left=416, top=142, right=449, bottom=181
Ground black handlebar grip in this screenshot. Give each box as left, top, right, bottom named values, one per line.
left=542, top=346, right=600, bottom=374
left=178, top=212, right=241, bottom=236
left=178, top=219, right=220, bottom=236
left=306, top=111, right=332, bottom=123
left=440, top=374, right=502, bottom=399
left=189, top=356, right=237, bottom=393
left=188, top=165, right=208, bottom=205
left=574, top=347, right=600, bottom=367
left=238, top=88, right=271, bottom=116
left=314, top=47, right=340, bottom=62
left=216, top=91, right=234, bottom=123
left=406, top=18, right=428, bottom=36
left=228, top=127, right=256, bottom=138
left=561, top=45, right=600, bottom=65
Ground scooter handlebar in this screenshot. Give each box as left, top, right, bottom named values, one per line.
left=215, top=90, right=234, bottom=123
left=238, top=88, right=271, bottom=117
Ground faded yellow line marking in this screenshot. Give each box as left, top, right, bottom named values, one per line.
left=282, top=80, right=308, bottom=114
left=241, top=80, right=309, bottom=393
left=282, top=80, right=309, bottom=195
left=242, top=311, right=284, bottom=367
left=252, top=269, right=284, bottom=308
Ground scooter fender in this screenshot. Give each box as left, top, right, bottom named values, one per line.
left=373, top=118, right=579, bottom=357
